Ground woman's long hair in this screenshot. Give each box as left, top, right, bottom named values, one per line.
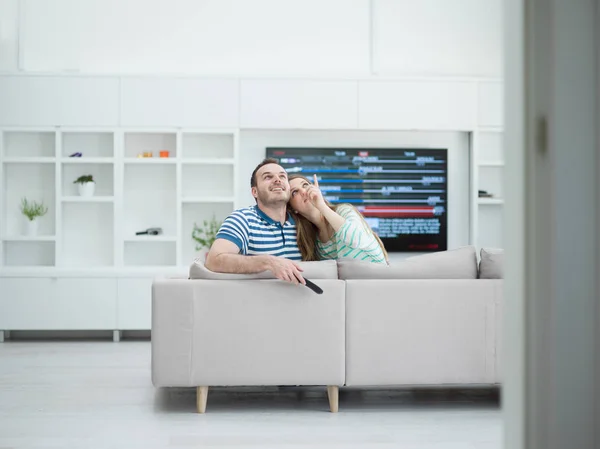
left=287, top=174, right=388, bottom=262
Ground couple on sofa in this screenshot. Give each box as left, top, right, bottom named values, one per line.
left=205, top=158, right=388, bottom=286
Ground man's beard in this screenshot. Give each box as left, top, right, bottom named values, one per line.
left=257, top=186, right=289, bottom=206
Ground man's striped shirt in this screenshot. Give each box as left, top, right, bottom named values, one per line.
left=215, top=205, right=302, bottom=260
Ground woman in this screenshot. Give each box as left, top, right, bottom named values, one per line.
left=287, top=174, right=388, bottom=264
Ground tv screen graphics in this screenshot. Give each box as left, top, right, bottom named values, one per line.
left=266, top=147, right=448, bottom=252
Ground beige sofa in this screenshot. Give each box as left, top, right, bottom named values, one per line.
left=151, top=246, right=504, bottom=413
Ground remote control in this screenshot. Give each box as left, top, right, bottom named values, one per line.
left=304, top=278, right=323, bottom=294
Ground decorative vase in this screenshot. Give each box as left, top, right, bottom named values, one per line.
left=78, top=182, right=95, bottom=197
left=25, top=218, right=38, bottom=236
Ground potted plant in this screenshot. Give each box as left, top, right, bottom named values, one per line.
left=73, top=174, right=95, bottom=197
left=192, top=215, right=222, bottom=261
left=20, top=197, right=48, bottom=236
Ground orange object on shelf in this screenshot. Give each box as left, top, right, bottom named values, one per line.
left=159, top=150, right=170, bottom=158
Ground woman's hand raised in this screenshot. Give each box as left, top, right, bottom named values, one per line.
left=308, top=174, right=327, bottom=210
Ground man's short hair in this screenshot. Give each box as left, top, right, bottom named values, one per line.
left=250, top=158, right=280, bottom=188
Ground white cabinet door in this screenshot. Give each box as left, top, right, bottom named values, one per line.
left=240, top=80, right=358, bottom=129
left=0, top=278, right=58, bottom=329
left=0, top=277, right=117, bottom=330
left=0, top=76, right=119, bottom=126
left=358, top=80, right=477, bottom=130
left=55, top=278, right=117, bottom=329
left=0, top=278, right=117, bottom=330
left=477, top=82, right=503, bottom=128
left=120, top=78, right=239, bottom=127
left=117, top=278, right=153, bottom=330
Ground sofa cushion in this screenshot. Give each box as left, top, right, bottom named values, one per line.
left=189, top=259, right=339, bottom=280
left=337, top=246, right=478, bottom=280
left=479, top=248, right=504, bottom=279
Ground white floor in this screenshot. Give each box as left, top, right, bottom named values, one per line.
left=0, top=341, right=502, bottom=449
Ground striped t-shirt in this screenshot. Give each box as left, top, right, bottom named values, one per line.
left=317, top=204, right=387, bottom=264
left=215, top=205, right=302, bottom=260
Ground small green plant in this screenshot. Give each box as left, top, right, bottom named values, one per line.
left=192, top=215, right=222, bottom=251
left=20, top=198, right=48, bottom=221
left=73, top=175, right=94, bottom=184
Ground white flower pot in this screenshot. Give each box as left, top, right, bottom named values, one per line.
left=78, top=182, right=95, bottom=197
left=25, top=218, right=38, bottom=236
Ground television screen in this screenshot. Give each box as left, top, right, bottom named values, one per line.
left=266, top=147, right=448, bottom=252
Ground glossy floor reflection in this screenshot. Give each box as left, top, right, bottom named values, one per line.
left=0, top=341, right=501, bottom=449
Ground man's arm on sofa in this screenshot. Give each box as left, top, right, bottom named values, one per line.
left=205, top=238, right=305, bottom=284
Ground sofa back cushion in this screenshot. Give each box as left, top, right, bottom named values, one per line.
left=479, top=247, right=504, bottom=279
left=189, top=259, right=339, bottom=280
left=338, top=245, right=478, bottom=280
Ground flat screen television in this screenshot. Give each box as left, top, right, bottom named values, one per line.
left=266, top=147, right=448, bottom=252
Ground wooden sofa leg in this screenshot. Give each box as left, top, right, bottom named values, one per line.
left=196, top=386, right=209, bottom=413
left=327, top=386, right=339, bottom=413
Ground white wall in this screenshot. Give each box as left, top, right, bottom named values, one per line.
left=0, top=0, right=19, bottom=71
left=2, top=0, right=502, bottom=78
left=373, top=0, right=503, bottom=77
left=0, top=0, right=503, bottom=258
left=19, top=0, right=370, bottom=76
left=239, top=130, right=470, bottom=259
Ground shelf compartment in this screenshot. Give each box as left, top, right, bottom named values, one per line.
left=183, top=158, right=235, bottom=165
left=123, top=164, right=176, bottom=238
left=3, top=241, right=55, bottom=266
left=61, top=132, right=114, bottom=158
left=62, top=163, right=114, bottom=197
left=477, top=132, right=503, bottom=165
left=124, top=132, right=176, bottom=159
left=3, top=157, right=55, bottom=164
left=477, top=206, right=504, bottom=249
left=61, top=158, right=114, bottom=164
left=478, top=198, right=504, bottom=205
left=123, top=158, right=176, bottom=164
left=478, top=166, right=504, bottom=200
left=3, top=131, right=55, bottom=158
left=2, top=236, right=56, bottom=242
left=62, top=196, right=114, bottom=203
left=181, top=201, right=234, bottom=266
left=182, top=133, right=234, bottom=159
left=124, top=241, right=176, bottom=267
left=3, top=163, right=56, bottom=237
left=182, top=164, right=234, bottom=198
left=182, top=196, right=235, bottom=203
left=61, top=202, right=114, bottom=267
left=123, top=236, right=177, bottom=242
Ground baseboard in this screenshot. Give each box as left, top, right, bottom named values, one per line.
left=4, top=329, right=151, bottom=341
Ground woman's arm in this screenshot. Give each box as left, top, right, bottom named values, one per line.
left=307, top=175, right=385, bottom=263
left=322, top=205, right=387, bottom=263
left=308, top=175, right=345, bottom=235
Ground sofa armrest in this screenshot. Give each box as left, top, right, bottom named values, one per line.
left=152, top=278, right=346, bottom=387
left=151, top=278, right=195, bottom=387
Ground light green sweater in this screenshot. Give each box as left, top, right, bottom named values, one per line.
left=316, top=204, right=387, bottom=264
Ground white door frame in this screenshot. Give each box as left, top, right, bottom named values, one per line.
left=503, top=0, right=600, bottom=448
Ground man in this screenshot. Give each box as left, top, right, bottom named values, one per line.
left=205, top=158, right=306, bottom=285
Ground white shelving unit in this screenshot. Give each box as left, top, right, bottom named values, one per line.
left=471, top=128, right=504, bottom=250
left=0, top=127, right=239, bottom=335
left=0, top=128, right=239, bottom=271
